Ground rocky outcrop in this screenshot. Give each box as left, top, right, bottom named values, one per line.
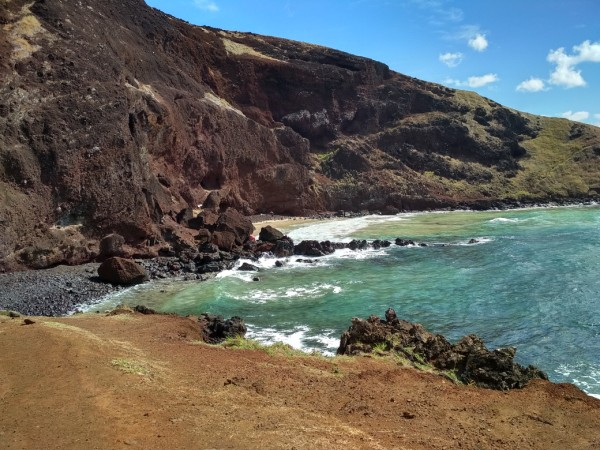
left=198, top=313, right=247, bottom=344
left=337, top=309, right=547, bottom=390
left=1, top=0, right=600, bottom=270
left=97, top=257, right=148, bottom=285
left=258, top=226, right=284, bottom=243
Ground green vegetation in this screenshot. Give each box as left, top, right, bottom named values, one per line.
left=221, top=336, right=311, bottom=357
left=111, top=359, right=152, bottom=376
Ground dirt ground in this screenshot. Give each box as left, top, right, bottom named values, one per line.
left=0, top=312, right=598, bottom=450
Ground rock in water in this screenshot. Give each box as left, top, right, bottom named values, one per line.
left=98, top=257, right=148, bottom=285
left=273, top=238, right=295, bottom=257
left=259, top=225, right=284, bottom=242
left=238, top=262, right=259, bottom=271
left=294, top=240, right=325, bottom=257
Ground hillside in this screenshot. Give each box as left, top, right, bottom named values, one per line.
left=1, top=311, right=599, bottom=449
left=2, top=0, right=600, bottom=270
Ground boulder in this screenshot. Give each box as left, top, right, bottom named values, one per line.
left=176, top=207, right=194, bottom=225
left=99, top=233, right=125, bottom=258
left=193, top=210, right=220, bottom=229
left=395, top=238, right=415, bottom=246
left=215, top=208, right=253, bottom=245
left=212, top=231, right=236, bottom=251
left=273, top=237, right=295, bottom=257
left=198, top=313, right=247, bottom=344
left=97, top=257, right=147, bottom=285
left=134, top=305, right=156, bottom=314
left=238, top=262, right=259, bottom=271
left=294, top=240, right=325, bottom=257
left=202, top=191, right=222, bottom=210
left=195, top=228, right=212, bottom=245
left=347, top=239, right=368, bottom=250
left=259, top=225, right=284, bottom=242
left=255, top=242, right=275, bottom=253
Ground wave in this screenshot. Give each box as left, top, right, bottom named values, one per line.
left=229, top=282, right=343, bottom=304
left=246, top=325, right=340, bottom=355
left=556, top=362, right=600, bottom=397
left=247, top=325, right=310, bottom=349
left=288, top=214, right=411, bottom=242
left=489, top=217, right=520, bottom=224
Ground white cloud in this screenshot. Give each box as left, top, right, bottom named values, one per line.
left=444, top=73, right=499, bottom=88
left=468, top=33, right=488, bottom=52
left=516, top=77, right=547, bottom=92
left=408, top=0, right=464, bottom=24
left=439, top=52, right=463, bottom=67
left=594, top=114, right=600, bottom=127
left=547, top=40, right=600, bottom=88
left=443, top=78, right=462, bottom=86
left=194, top=0, right=219, bottom=12
left=561, top=111, right=590, bottom=122
left=466, top=73, right=498, bottom=87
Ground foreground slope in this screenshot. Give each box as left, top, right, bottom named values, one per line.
left=1, top=0, right=600, bottom=269
left=1, top=312, right=599, bottom=449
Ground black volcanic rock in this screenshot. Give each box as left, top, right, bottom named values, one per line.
left=337, top=311, right=547, bottom=390
left=259, top=225, right=284, bottom=243
left=199, top=313, right=247, bottom=344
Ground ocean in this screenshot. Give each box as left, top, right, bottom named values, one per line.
left=93, top=205, right=600, bottom=397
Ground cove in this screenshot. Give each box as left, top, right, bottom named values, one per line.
left=94, top=205, right=600, bottom=396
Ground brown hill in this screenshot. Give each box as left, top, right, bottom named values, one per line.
left=2, top=0, right=600, bottom=270
left=1, top=311, right=599, bottom=449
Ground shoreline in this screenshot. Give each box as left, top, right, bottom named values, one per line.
left=2, top=200, right=599, bottom=317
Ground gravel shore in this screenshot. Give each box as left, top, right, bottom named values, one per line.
left=0, top=264, right=123, bottom=316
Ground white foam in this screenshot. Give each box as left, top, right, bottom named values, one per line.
left=456, top=237, right=494, bottom=246
left=246, top=325, right=309, bottom=349
left=556, top=362, right=600, bottom=397
left=489, top=217, right=519, bottom=224
left=288, top=214, right=410, bottom=242
left=313, top=331, right=341, bottom=356
left=246, top=325, right=340, bottom=355
left=230, top=282, right=343, bottom=304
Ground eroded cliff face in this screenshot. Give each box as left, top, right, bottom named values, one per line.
left=1, top=0, right=600, bottom=269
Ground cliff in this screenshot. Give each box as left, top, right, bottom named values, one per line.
left=2, top=0, right=600, bottom=269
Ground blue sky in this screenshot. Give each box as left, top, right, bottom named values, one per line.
left=145, top=0, right=600, bottom=126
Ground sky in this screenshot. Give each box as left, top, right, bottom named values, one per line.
left=145, top=0, right=600, bottom=126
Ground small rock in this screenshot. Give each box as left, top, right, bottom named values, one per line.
left=238, top=262, right=259, bottom=271
left=23, top=318, right=36, bottom=325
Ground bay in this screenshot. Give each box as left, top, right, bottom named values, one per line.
left=94, top=205, right=600, bottom=396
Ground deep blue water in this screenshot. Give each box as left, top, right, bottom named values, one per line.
left=96, top=206, right=600, bottom=396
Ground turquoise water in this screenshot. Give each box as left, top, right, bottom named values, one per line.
left=97, top=206, right=600, bottom=396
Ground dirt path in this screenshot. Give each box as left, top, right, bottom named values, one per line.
left=0, top=312, right=598, bottom=449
